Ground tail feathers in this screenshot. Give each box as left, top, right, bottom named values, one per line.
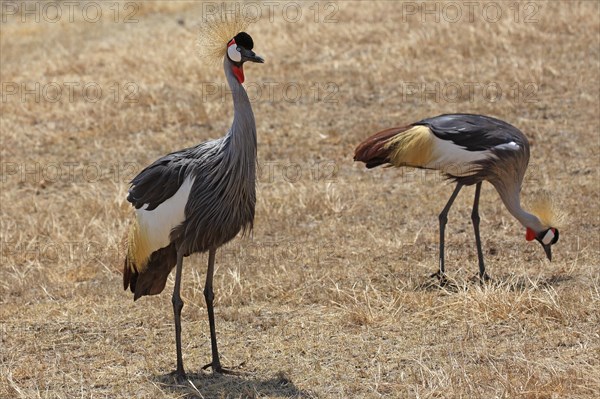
left=354, top=126, right=411, bottom=168
left=123, top=243, right=177, bottom=301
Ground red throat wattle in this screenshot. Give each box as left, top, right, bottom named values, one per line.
left=526, top=227, right=536, bottom=241
left=232, top=65, right=244, bottom=84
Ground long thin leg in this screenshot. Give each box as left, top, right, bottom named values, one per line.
left=436, top=183, right=464, bottom=279
left=202, top=248, right=225, bottom=373
left=471, top=182, right=489, bottom=281
left=172, top=250, right=186, bottom=380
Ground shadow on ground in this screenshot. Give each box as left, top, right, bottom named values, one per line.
left=155, top=370, right=316, bottom=399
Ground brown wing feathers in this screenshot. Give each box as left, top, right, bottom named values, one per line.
left=354, top=126, right=409, bottom=168
left=354, top=126, right=414, bottom=168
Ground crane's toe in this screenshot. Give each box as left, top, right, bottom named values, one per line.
left=169, top=369, right=188, bottom=384
left=480, top=272, right=492, bottom=283
left=430, top=271, right=450, bottom=286
left=202, top=361, right=246, bottom=375
left=469, top=272, right=492, bottom=284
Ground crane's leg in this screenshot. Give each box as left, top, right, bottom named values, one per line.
left=434, top=183, right=463, bottom=282
left=201, top=248, right=231, bottom=374
left=172, top=250, right=186, bottom=381
left=471, top=182, right=490, bottom=282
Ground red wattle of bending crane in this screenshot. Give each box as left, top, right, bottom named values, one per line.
left=354, top=113, right=561, bottom=280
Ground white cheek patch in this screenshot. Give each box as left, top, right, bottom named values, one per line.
left=542, top=229, right=555, bottom=245
left=228, top=45, right=242, bottom=62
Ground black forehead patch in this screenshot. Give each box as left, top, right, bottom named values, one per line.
left=233, top=32, right=254, bottom=50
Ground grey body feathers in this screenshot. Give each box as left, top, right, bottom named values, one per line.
left=124, top=57, right=257, bottom=299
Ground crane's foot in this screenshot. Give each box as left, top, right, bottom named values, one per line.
left=201, top=361, right=244, bottom=375
left=470, top=272, right=492, bottom=284
left=169, top=369, right=188, bottom=384
left=429, top=271, right=461, bottom=291
left=430, top=271, right=449, bottom=287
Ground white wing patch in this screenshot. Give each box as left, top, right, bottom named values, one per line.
left=136, top=175, right=195, bottom=255
left=494, top=141, right=520, bottom=151
left=425, top=135, right=493, bottom=176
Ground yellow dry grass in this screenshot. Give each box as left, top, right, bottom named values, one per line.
left=1, top=1, right=599, bottom=398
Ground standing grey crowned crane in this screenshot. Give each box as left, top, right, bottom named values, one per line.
left=122, top=19, right=264, bottom=380
left=354, top=114, right=562, bottom=281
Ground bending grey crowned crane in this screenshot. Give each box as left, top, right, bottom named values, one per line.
left=354, top=113, right=561, bottom=281
left=122, top=19, right=264, bottom=380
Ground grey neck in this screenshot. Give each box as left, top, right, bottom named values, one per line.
left=224, top=57, right=257, bottom=156
left=495, top=183, right=545, bottom=232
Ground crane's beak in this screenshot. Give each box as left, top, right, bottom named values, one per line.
left=241, top=48, right=264, bottom=63
left=542, top=243, right=552, bottom=261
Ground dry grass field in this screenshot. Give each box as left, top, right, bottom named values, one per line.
left=1, top=1, right=599, bottom=398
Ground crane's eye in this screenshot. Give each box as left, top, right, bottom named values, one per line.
left=227, top=44, right=242, bottom=62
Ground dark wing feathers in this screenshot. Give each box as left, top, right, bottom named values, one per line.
left=415, top=113, right=526, bottom=151
left=127, top=150, right=193, bottom=210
